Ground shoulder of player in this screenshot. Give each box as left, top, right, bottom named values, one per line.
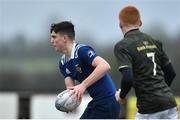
left=74, top=44, right=94, bottom=58
left=143, top=33, right=163, bottom=48
left=154, top=39, right=163, bottom=48
left=75, top=43, right=87, bottom=51
left=115, top=38, right=131, bottom=49
left=141, top=32, right=162, bottom=45
left=76, top=44, right=93, bottom=53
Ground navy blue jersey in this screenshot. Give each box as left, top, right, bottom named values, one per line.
left=59, top=43, right=116, bottom=100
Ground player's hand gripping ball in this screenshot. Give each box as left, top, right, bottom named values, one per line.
left=55, top=90, right=81, bottom=112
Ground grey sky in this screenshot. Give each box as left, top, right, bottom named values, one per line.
left=0, top=0, right=180, bottom=44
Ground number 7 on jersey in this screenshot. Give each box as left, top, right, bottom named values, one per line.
left=147, top=52, right=157, bottom=76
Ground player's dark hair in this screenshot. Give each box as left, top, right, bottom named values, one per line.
left=50, top=21, right=75, bottom=40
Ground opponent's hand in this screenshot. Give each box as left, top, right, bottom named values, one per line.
left=115, top=89, right=126, bottom=104
left=68, top=83, right=86, bottom=102
left=115, top=89, right=121, bottom=102
left=119, top=97, right=126, bottom=104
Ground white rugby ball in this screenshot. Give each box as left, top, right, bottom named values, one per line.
left=55, top=90, right=81, bottom=112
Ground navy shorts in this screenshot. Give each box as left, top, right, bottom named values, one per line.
left=80, top=96, right=120, bottom=119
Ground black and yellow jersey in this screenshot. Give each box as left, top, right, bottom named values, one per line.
left=114, top=29, right=177, bottom=114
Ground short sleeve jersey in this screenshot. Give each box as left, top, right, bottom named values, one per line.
left=114, top=29, right=176, bottom=114
left=60, top=43, right=116, bottom=101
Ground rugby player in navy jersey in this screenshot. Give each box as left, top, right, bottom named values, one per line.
left=50, top=21, right=120, bottom=119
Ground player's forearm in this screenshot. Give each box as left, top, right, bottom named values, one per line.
left=162, top=63, right=176, bottom=86
left=65, top=77, right=75, bottom=89
left=119, top=67, right=133, bottom=98
left=81, top=60, right=110, bottom=89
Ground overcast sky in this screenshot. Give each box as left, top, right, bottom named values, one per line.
left=0, top=0, right=180, bottom=44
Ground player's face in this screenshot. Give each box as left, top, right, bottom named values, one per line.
left=51, top=31, right=66, bottom=53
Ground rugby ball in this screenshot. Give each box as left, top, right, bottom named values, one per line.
left=55, top=90, right=81, bottom=112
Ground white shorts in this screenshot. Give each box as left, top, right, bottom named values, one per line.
left=135, top=107, right=179, bottom=119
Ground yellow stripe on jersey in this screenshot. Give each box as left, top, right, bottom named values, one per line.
left=137, top=44, right=157, bottom=51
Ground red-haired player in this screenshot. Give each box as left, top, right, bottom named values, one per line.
left=114, top=5, right=178, bottom=119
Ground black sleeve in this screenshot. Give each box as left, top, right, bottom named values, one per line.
left=114, top=43, right=132, bottom=70
left=155, top=40, right=170, bottom=67
left=119, top=67, right=134, bottom=99
left=162, top=63, right=176, bottom=86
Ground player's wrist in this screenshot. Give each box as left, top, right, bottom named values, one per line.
left=81, top=82, right=88, bottom=89
left=119, top=91, right=126, bottom=99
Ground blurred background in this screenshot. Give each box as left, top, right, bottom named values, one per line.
left=0, top=0, right=180, bottom=119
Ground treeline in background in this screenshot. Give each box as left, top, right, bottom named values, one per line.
left=0, top=25, right=180, bottom=95
left=0, top=25, right=179, bottom=119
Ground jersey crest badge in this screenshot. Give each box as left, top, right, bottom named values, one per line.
left=143, top=41, right=149, bottom=45
left=75, top=64, right=82, bottom=73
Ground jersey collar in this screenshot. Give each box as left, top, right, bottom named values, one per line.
left=124, top=29, right=140, bottom=37
left=70, top=42, right=77, bottom=59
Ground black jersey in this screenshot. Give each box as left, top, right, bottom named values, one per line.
left=114, top=29, right=177, bottom=114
